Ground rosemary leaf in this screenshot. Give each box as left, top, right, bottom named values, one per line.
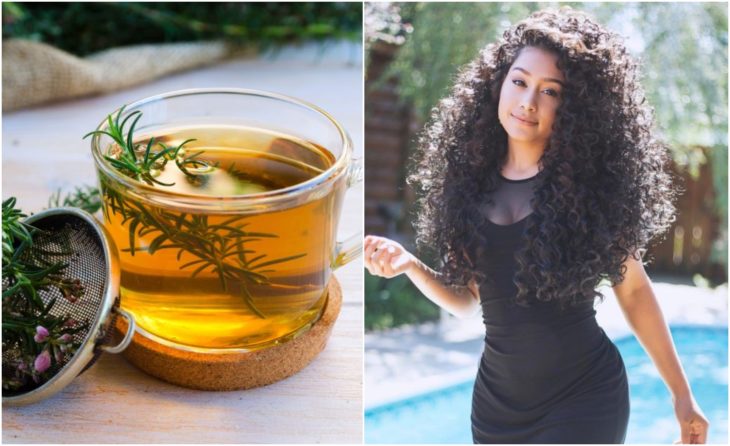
left=248, top=253, right=308, bottom=271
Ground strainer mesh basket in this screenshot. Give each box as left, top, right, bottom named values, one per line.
left=2, top=213, right=113, bottom=397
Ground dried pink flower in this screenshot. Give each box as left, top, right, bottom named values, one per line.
left=59, top=278, right=84, bottom=303
left=58, top=333, right=73, bottom=343
left=34, top=326, right=49, bottom=343
left=53, top=347, right=64, bottom=363
left=34, top=350, right=51, bottom=373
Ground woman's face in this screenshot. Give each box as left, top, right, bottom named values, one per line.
left=498, top=46, right=565, bottom=150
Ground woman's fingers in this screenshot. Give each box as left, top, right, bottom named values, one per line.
left=681, top=425, right=690, bottom=444
left=364, top=235, right=407, bottom=278
left=363, top=235, right=379, bottom=259
left=363, top=237, right=377, bottom=274
left=680, top=418, right=709, bottom=444
left=690, top=409, right=709, bottom=444
left=363, top=236, right=375, bottom=267
left=691, top=418, right=708, bottom=444
left=364, top=236, right=383, bottom=267
left=379, top=246, right=397, bottom=276
left=369, top=246, right=385, bottom=274
left=373, top=245, right=395, bottom=276
left=364, top=236, right=388, bottom=276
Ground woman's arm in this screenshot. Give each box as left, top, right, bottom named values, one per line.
left=613, top=254, right=709, bottom=444
left=364, top=235, right=481, bottom=318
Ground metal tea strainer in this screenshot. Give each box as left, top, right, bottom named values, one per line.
left=2, top=207, right=135, bottom=406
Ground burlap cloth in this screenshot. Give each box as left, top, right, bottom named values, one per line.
left=3, top=39, right=255, bottom=112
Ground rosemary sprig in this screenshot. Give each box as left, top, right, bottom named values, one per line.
left=89, top=108, right=307, bottom=318
left=2, top=197, right=88, bottom=391
left=48, top=185, right=102, bottom=214
left=102, top=184, right=305, bottom=318
left=83, top=106, right=201, bottom=187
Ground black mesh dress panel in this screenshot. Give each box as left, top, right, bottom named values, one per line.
left=470, top=171, right=630, bottom=444
left=480, top=174, right=538, bottom=226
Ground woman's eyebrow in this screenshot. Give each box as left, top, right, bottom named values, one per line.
left=512, top=67, right=565, bottom=86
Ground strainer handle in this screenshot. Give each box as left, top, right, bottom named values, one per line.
left=101, top=308, right=136, bottom=354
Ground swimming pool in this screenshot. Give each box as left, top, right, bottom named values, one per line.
left=365, top=326, right=728, bottom=444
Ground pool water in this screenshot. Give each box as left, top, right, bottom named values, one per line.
left=365, top=326, right=728, bottom=444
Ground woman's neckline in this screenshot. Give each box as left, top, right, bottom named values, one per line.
left=498, top=170, right=542, bottom=183
left=485, top=212, right=532, bottom=228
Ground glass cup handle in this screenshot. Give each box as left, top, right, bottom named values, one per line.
left=334, top=157, right=363, bottom=269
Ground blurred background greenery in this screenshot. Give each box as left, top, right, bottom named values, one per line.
left=364, top=2, right=728, bottom=330
left=2, top=2, right=362, bottom=55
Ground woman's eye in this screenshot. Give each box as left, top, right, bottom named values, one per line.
left=543, top=89, right=559, bottom=97
left=512, top=79, right=526, bottom=87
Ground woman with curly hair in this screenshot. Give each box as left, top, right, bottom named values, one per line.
left=364, top=7, right=709, bottom=444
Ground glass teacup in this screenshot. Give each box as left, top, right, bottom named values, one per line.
left=89, top=89, right=361, bottom=351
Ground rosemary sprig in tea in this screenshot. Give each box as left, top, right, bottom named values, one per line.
left=102, top=186, right=305, bottom=318
left=83, top=106, right=207, bottom=187
left=89, top=108, right=306, bottom=318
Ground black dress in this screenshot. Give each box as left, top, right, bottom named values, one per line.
left=470, top=173, right=630, bottom=444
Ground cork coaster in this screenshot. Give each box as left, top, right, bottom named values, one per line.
left=114, top=276, right=343, bottom=390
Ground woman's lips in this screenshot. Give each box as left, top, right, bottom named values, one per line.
left=511, top=114, right=538, bottom=126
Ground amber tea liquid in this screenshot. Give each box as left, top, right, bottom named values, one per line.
left=99, top=126, right=344, bottom=350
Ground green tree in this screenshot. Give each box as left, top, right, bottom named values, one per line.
left=375, top=1, right=728, bottom=270
left=585, top=2, right=728, bottom=266
left=383, top=2, right=537, bottom=122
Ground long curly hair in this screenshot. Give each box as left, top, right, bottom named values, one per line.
left=409, top=7, right=677, bottom=306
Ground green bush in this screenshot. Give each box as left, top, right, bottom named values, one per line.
left=365, top=271, right=440, bottom=331
left=2, top=2, right=362, bottom=56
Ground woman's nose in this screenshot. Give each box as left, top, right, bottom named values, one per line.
left=520, top=91, right=537, bottom=112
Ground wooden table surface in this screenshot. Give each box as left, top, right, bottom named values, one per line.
left=2, top=42, right=364, bottom=444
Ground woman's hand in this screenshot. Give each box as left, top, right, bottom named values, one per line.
left=673, top=395, right=709, bottom=444
left=364, top=235, right=480, bottom=317
left=364, top=235, right=416, bottom=278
